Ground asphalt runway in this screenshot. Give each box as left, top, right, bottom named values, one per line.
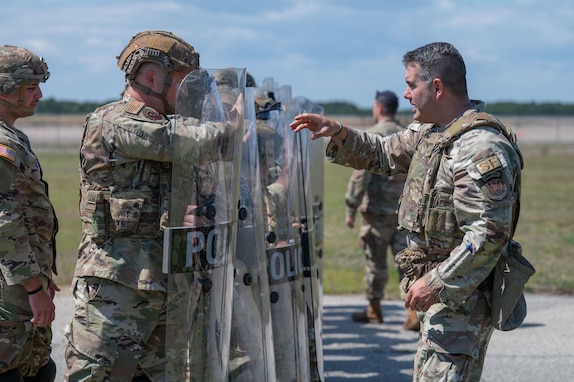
left=51, top=292, right=574, bottom=381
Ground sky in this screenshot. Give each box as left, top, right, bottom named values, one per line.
left=2, top=0, right=574, bottom=110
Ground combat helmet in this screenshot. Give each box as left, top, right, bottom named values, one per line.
left=117, top=31, right=200, bottom=114
left=117, top=30, right=200, bottom=80
left=0, top=45, right=49, bottom=95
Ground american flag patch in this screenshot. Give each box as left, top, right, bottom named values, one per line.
left=0, top=144, right=16, bottom=163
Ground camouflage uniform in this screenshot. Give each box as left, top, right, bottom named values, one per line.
left=64, top=93, right=238, bottom=381
left=0, top=46, right=57, bottom=379
left=327, top=102, right=522, bottom=381
left=345, top=118, right=407, bottom=303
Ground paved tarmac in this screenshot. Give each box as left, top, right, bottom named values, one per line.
left=51, top=292, right=573, bottom=381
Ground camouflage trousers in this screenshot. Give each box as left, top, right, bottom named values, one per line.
left=64, top=277, right=167, bottom=382
left=358, top=213, right=407, bottom=301
left=0, top=280, right=52, bottom=377
left=413, top=290, right=493, bottom=382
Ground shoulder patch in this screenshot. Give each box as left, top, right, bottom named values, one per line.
left=0, top=143, right=16, bottom=163
left=475, top=154, right=502, bottom=175
left=124, top=100, right=145, bottom=115
left=484, top=176, right=508, bottom=200
left=144, top=109, right=164, bottom=121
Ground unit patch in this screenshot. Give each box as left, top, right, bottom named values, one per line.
left=0, top=144, right=16, bottom=163
left=145, top=109, right=164, bottom=121
left=484, top=177, right=508, bottom=200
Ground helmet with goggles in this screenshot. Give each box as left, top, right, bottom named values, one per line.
left=0, top=45, right=49, bottom=95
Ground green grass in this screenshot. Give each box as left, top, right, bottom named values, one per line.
left=37, top=144, right=574, bottom=297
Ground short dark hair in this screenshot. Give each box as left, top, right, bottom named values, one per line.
left=375, top=90, right=399, bottom=114
left=402, top=42, right=468, bottom=98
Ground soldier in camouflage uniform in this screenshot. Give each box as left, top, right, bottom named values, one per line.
left=0, top=45, right=58, bottom=382
left=64, top=31, right=241, bottom=382
left=345, top=90, right=414, bottom=328
left=291, top=42, right=523, bottom=382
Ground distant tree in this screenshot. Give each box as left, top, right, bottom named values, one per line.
left=36, top=97, right=115, bottom=114
left=37, top=98, right=574, bottom=116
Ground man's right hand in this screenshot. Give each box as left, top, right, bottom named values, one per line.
left=346, top=214, right=355, bottom=229
left=28, top=289, right=56, bottom=328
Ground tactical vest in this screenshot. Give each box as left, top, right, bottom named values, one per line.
left=398, top=112, right=523, bottom=254
left=79, top=102, right=172, bottom=243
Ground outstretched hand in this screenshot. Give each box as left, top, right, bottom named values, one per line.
left=289, top=113, right=339, bottom=140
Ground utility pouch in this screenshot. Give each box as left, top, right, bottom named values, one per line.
left=490, top=239, right=536, bottom=331
left=80, top=190, right=109, bottom=243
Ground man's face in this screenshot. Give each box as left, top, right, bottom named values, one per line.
left=165, top=71, right=189, bottom=114
left=0, top=82, right=42, bottom=120
left=403, top=63, right=438, bottom=123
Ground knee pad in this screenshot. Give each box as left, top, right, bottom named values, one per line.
left=0, top=369, right=23, bottom=382
left=22, top=358, right=56, bottom=382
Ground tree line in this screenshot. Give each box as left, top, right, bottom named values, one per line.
left=36, top=97, right=574, bottom=116
left=319, top=101, right=574, bottom=116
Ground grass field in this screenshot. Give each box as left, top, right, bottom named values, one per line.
left=35, top=143, right=574, bottom=298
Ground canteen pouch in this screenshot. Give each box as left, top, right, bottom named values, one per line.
left=490, top=240, right=536, bottom=331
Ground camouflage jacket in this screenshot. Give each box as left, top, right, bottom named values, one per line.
left=345, top=118, right=406, bottom=217
left=327, top=102, right=523, bottom=309
left=0, top=120, right=57, bottom=286
left=76, top=94, right=238, bottom=291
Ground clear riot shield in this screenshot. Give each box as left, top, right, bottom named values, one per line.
left=227, top=86, right=276, bottom=381
left=258, top=108, right=310, bottom=381
left=163, top=68, right=245, bottom=381
left=289, top=96, right=325, bottom=382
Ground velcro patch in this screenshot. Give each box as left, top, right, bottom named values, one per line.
left=475, top=154, right=502, bottom=175
left=484, top=176, right=508, bottom=200
left=0, top=144, right=16, bottom=163
left=125, top=100, right=145, bottom=115
left=144, top=109, right=164, bottom=121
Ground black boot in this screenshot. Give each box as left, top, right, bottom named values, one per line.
left=23, top=359, right=56, bottom=382
left=0, top=369, right=23, bottom=382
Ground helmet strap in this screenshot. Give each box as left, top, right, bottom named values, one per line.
left=130, top=72, right=174, bottom=114
left=0, top=86, right=35, bottom=115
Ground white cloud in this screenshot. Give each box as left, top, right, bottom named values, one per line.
left=2, top=0, right=573, bottom=106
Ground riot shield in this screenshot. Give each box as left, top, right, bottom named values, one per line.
left=288, top=96, right=326, bottom=381
left=257, top=104, right=310, bottom=381
left=227, top=86, right=276, bottom=381
left=163, top=68, right=245, bottom=381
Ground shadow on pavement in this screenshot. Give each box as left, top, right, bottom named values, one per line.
left=322, top=299, right=418, bottom=381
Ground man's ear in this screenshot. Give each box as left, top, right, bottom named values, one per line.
left=145, top=69, right=156, bottom=86
left=432, top=78, right=444, bottom=99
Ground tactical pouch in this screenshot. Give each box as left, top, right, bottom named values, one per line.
left=424, top=190, right=457, bottom=250
left=109, top=197, right=144, bottom=234
left=80, top=190, right=108, bottom=243
left=490, top=239, right=536, bottom=331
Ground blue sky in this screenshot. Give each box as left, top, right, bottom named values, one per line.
left=2, top=0, right=573, bottom=110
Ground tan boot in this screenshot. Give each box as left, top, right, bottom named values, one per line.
left=402, top=308, right=420, bottom=331
left=352, top=300, right=383, bottom=323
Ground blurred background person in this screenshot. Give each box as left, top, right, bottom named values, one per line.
left=345, top=90, right=418, bottom=330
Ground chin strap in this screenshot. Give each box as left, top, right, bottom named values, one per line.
left=129, top=72, right=174, bottom=114
left=0, top=86, right=35, bottom=114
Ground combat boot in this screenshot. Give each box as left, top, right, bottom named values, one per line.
left=402, top=308, right=420, bottom=331
left=352, top=300, right=383, bottom=323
